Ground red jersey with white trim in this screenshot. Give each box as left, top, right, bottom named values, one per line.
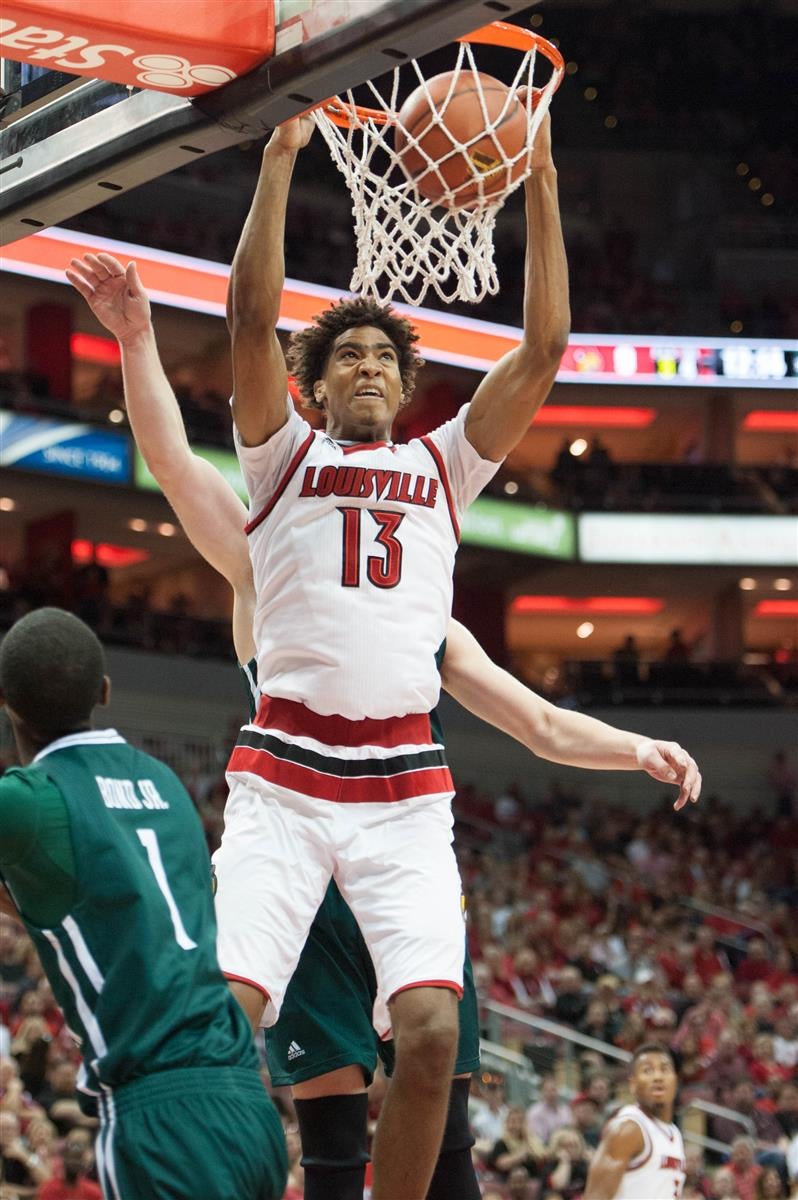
left=611, top=1104, right=686, bottom=1200
left=236, top=403, right=499, bottom=720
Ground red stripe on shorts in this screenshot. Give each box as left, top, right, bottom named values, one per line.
left=227, top=745, right=453, bottom=803
left=391, top=979, right=464, bottom=1000
left=223, top=972, right=271, bottom=1002
left=254, top=694, right=434, bottom=749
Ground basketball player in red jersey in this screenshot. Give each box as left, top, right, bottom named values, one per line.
left=219, top=107, right=571, bottom=1199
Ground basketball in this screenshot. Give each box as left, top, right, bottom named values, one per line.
left=395, top=70, right=528, bottom=209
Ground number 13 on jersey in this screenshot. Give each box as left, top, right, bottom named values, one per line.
left=338, top=507, right=405, bottom=589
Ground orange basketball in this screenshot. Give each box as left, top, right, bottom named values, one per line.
left=395, top=70, right=528, bottom=209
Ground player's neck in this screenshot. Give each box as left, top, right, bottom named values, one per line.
left=15, top=721, right=93, bottom=766
left=325, top=418, right=394, bottom=443
left=639, top=1101, right=673, bottom=1124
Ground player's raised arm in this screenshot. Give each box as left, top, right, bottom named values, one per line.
left=442, top=620, right=701, bottom=809
left=583, top=1120, right=645, bottom=1200
left=227, top=116, right=314, bottom=447
left=465, top=111, right=570, bottom=462
left=66, top=254, right=254, bottom=657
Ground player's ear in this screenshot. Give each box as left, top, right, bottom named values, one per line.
left=313, top=381, right=327, bottom=407
left=99, top=675, right=111, bottom=707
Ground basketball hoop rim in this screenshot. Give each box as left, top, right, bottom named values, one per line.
left=314, top=22, right=565, bottom=130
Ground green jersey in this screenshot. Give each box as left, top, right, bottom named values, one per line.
left=0, top=729, right=257, bottom=1097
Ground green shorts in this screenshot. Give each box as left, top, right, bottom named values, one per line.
left=266, top=881, right=480, bottom=1087
left=97, top=1065, right=287, bottom=1200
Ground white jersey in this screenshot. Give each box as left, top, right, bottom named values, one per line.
left=236, top=403, right=499, bottom=720
left=611, top=1104, right=686, bottom=1200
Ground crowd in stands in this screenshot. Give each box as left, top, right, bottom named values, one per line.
left=453, top=783, right=798, bottom=1198
left=2, top=759, right=796, bottom=1197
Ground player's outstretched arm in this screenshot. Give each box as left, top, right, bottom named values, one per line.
left=228, top=115, right=314, bottom=447
left=465, top=111, right=570, bottom=462
left=583, top=1121, right=643, bottom=1200
left=66, top=253, right=252, bottom=600
left=442, top=620, right=701, bottom=809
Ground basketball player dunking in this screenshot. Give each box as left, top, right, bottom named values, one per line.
left=585, top=1043, right=687, bottom=1200
left=67, top=244, right=700, bottom=1200
left=214, top=107, right=569, bottom=1200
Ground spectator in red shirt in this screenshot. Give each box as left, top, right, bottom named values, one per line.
left=38, top=1132, right=102, bottom=1199
left=747, top=1034, right=793, bottom=1088
left=736, top=938, right=774, bottom=997
left=703, top=1030, right=750, bottom=1099
left=712, top=1082, right=784, bottom=1147
left=694, top=925, right=728, bottom=986
left=727, top=1137, right=763, bottom=1200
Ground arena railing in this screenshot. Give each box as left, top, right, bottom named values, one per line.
left=480, top=1000, right=754, bottom=1155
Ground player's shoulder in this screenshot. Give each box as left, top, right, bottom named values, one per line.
left=0, top=763, right=56, bottom=802
left=605, top=1106, right=648, bottom=1151
left=0, top=765, right=63, bottom=861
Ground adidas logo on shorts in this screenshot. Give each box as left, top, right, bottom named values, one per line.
left=287, top=1040, right=306, bottom=1061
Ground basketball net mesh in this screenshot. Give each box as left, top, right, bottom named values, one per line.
left=313, top=40, right=560, bottom=306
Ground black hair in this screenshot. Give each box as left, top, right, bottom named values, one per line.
left=287, top=296, right=423, bottom=409
left=631, top=1042, right=676, bottom=1069
left=0, top=608, right=105, bottom=739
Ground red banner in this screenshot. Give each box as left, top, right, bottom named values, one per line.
left=0, top=0, right=275, bottom=95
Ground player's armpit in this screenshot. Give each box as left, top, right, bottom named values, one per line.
left=583, top=1120, right=644, bottom=1200
left=0, top=884, right=21, bottom=920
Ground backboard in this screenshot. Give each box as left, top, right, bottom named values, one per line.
left=0, top=0, right=536, bottom=245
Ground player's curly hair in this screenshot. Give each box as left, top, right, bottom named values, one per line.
left=287, top=297, right=424, bottom=410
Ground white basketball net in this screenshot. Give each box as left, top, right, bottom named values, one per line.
left=312, top=32, right=562, bottom=306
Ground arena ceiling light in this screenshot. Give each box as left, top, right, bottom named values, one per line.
left=754, top=599, right=798, bottom=617
left=510, top=596, right=664, bottom=616
left=742, top=410, right=798, bottom=432
left=71, top=331, right=121, bottom=365
left=535, top=405, right=656, bottom=428
left=71, top=539, right=149, bottom=567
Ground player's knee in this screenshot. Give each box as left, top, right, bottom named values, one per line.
left=393, top=992, right=458, bottom=1082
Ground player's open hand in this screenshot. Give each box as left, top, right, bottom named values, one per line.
left=66, top=252, right=151, bottom=344
left=636, top=739, right=702, bottom=811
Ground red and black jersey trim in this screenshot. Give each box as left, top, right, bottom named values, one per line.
left=341, top=440, right=394, bottom=455
left=227, top=725, right=453, bottom=804
left=419, top=435, right=459, bottom=541
left=245, top=428, right=316, bottom=535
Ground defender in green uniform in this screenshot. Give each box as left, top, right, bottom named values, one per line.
left=0, top=609, right=287, bottom=1200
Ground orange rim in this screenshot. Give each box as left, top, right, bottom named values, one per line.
left=308, top=21, right=564, bottom=130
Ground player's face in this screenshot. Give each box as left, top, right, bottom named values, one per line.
left=317, top=325, right=403, bottom=438
left=631, top=1051, right=678, bottom=1116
